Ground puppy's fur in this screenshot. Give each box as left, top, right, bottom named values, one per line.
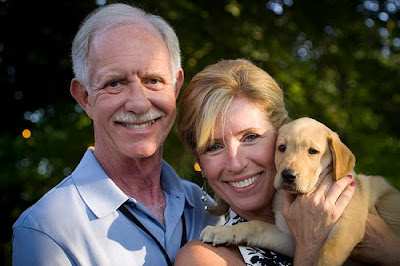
left=200, top=117, right=400, bottom=266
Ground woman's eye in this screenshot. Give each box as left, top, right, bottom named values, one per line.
left=206, top=144, right=222, bottom=153
left=243, top=134, right=259, bottom=142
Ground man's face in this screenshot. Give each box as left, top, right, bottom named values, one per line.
left=85, top=23, right=180, bottom=160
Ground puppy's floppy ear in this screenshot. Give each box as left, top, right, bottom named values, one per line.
left=327, top=131, right=356, bottom=181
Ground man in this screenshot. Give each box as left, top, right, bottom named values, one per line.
left=12, top=3, right=221, bottom=265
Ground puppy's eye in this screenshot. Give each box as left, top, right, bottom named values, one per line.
left=308, top=148, right=319, bottom=154
left=278, top=144, right=286, bottom=152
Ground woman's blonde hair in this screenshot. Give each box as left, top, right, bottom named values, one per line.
left=178, top=58, right=290, bottom=156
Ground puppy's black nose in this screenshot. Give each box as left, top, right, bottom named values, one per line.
left=282, top=169, right=296, bottom=183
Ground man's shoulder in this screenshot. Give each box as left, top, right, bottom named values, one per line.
left=13, top=175, right=81, bottom=231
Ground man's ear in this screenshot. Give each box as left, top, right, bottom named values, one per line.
left=70, top=78, right=92, bottom=119
left=174, top=69, right=184, bottom=99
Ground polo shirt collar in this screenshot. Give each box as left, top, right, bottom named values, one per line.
left=72, top=149, right=195, bottom=219
left=72, top=149, right=128, bottom=218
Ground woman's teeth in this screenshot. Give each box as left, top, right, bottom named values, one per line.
left=230, top=174, right=259, bottom=189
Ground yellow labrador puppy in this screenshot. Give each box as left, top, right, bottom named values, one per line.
left=200, top=117, right=400, bottom=266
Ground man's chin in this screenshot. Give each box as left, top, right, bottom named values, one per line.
left=124, top=144, right=162, bottom=160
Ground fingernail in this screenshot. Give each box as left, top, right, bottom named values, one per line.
left=347, top=174, right=353, bottom=178
left=350, top=182, right=355, bottom=187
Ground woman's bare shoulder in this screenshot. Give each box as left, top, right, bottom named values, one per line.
left=174, top=240, right=245, bottom=266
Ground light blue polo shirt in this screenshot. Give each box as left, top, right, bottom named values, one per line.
left=12, top=149, right=222, bottom=265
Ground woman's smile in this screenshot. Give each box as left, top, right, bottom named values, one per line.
left=228, top=173, right=262, bottom=189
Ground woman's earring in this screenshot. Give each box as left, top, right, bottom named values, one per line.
left=195, top=162, right=208, bottom=211
left=200, top=179, right=208, bottom=210
left=201, top=180, right=209, bottom=211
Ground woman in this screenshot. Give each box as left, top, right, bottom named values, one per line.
left=175, top=59, right=400, bottom=265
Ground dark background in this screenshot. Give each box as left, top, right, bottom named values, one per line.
left=1, top=0, right=399, bottom=264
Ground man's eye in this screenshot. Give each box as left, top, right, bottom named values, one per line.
left=108, top=80, right=119, bottom=87
left=101, top=80, right=124, bottom=94
left=144, top=77, right=163, bottom=86
left=148, top=78, right=160, bottom=84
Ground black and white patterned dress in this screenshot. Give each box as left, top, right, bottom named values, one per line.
left=224, top=209, right=293, bottom=266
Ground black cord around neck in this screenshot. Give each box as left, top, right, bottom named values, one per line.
left=119, top=202, right=187, bottom=266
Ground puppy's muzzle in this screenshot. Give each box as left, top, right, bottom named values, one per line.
left=281, top=169, right=297, bottom=184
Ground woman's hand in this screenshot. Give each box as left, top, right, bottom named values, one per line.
left=351, top=206, right=400, bottom=266
left=282, top=169, right=355, bottom=265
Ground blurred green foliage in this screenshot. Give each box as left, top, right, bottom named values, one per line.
left=1, top=0, right=399, bottom=264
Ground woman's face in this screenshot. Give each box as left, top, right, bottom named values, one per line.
left=198, top=97, right=277, bottom=217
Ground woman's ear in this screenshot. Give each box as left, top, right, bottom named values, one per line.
left=327, top=131, right=356, bottom=181
left=70, top=78, right=92, bottom=119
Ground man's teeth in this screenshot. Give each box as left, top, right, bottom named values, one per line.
left=123, top=120, right=155, bottom=129
left=230, top=175, right=259, bottom=189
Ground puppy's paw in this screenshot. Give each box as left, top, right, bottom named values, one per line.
left=200, top=225, right=243, bottom=246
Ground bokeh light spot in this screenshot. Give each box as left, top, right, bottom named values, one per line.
left=22, top=129, right=31, bottom=139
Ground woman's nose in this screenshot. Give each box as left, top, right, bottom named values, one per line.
left=226, top=143, right=246, bottom=173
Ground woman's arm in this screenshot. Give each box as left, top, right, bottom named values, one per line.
left=351, top=206, right=400, bottom=266
left=174, top=240, right=245, bottom=266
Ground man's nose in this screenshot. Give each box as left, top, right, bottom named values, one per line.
left=124, top=81, right=152, bottom=113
